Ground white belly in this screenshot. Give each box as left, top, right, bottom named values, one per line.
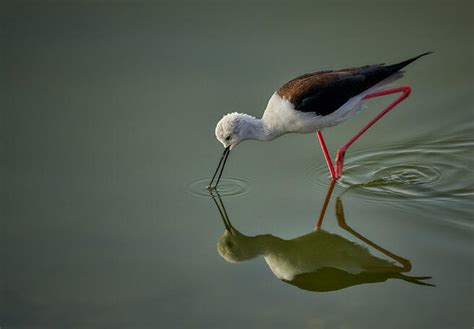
left=261, top=76, right=399, bottom=135
left=262, top=92, right=365, bottom=134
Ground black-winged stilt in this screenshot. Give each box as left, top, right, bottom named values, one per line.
left=208, top=52, right=432, bottom=189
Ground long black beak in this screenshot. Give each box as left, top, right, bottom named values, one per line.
left=209, top=189, right=233, bottom=234
left=208, top=146, right=230, bottom=189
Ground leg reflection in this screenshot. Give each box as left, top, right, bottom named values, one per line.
left=315, top=179, right=336, bottom=230
left=335, top=197, right=411, bottom=272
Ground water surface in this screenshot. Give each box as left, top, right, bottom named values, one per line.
left=2, top=2, right=473, bottom=328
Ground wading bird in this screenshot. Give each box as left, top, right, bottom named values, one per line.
left=209, top=52, right=431, bottom=189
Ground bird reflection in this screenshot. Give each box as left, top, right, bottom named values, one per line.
left=210, top=181, right=433, bottom=292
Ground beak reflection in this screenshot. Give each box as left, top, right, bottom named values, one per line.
left=210, top=189, right=233, bottom=234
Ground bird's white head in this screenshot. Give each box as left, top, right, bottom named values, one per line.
left=215, top=112, right=265, bottom=149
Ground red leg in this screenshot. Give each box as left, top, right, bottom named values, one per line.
left=316, top=131, right=336, bottom=179
left=335, top=86, right=411, bottom=178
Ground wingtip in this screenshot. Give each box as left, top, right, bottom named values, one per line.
left=391, top=51, right=433, bottom=70
left=418, top=51, right=434, bottom=57
left=409, top=51, right=434, bottom=62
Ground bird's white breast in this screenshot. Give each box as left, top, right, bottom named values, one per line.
left=262, top=81, right=405, bottom=135
left=261, top=93, right=364, bottom=135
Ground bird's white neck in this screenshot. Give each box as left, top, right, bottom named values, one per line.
left=240, top=116, right=282, bottom=142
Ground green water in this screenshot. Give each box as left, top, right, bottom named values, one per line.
left=2, top=2, right=473, bottom=328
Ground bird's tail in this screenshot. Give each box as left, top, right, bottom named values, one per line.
left=389, top=51, right=433, bottom=72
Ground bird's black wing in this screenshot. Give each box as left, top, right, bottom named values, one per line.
left=295, top=73, right=371, bottom=115
left=276, top=52, right=432, bottom=116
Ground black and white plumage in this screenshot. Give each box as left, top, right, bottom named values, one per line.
left=277, top=52, right=431, bottom=115
left=215, top=52, right=431, bottom=148
left=209, top=52, right=431, bottom=188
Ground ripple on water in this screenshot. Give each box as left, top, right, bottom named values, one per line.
left=306, top=139, right=474, bottom=202
left=186, top=177, right=254, bottom=198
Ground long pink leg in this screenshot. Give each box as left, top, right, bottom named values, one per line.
left=316, top=131, right=336, bottom=179
left=335, top=86, right=411, bottom=178
left=316, top=86, right=411, bottom=179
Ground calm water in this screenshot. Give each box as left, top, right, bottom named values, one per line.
left=2, top=2, right=473, bottom=328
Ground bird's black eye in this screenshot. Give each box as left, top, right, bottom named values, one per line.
left=225, top=136, right=231, bottom=141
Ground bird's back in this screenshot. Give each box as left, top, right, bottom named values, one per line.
left=276, top=52, right=432, bottom=116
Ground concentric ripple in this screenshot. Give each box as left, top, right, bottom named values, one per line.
left=307, top=139, right=474, bottom=202
left=185, top=177, right=254, bottom=198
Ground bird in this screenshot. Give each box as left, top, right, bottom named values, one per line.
left=210, top=186, right=434, bottom=292
left=208, top=52, right=432, bottom=189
